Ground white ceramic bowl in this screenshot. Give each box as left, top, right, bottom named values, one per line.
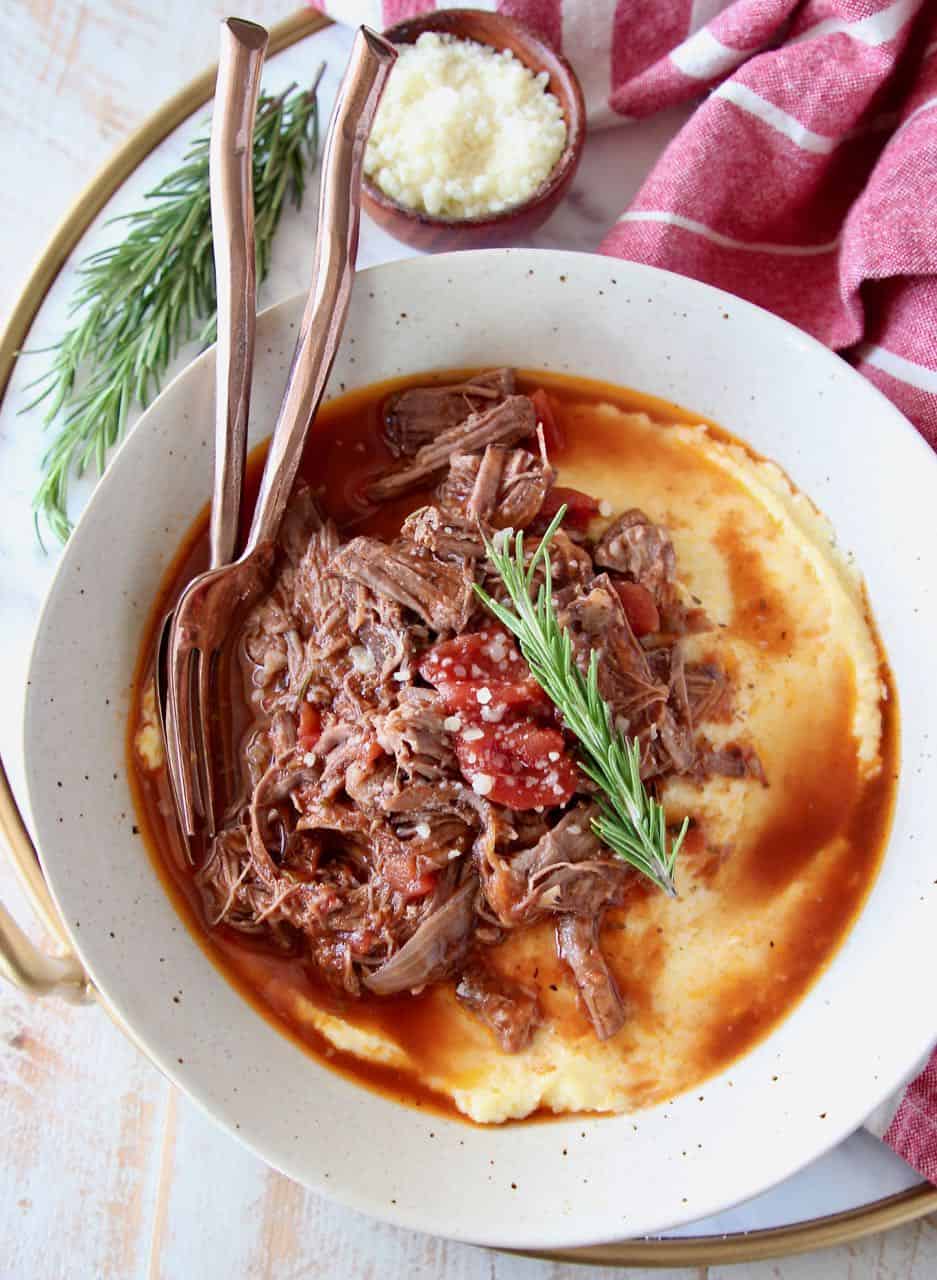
left=23, top=250, right=937, bottom=1248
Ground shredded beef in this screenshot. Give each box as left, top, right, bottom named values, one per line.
left=456, top=958, right=542, bottom=1052
left=697, top=742, right=766, bottom=782
left=331, top=535, right=473, bottom=633
left=383, top=368, right=516, bottom=457
left=376, top=688, right=456, bottom=782
left=363, top=878, right=478, bottom=995
left=437, top=440, right=554, bottom=530
left=368, top=396, right=537, bottom=501
left=198, top=383, right=765, bottom=1051
left=685, top=662, right=732, bottom=722
left=478, top=805, right=632, bottom=928
left=401, top=505, right=484, bottom=561
left=562, top=578, right=669, bottom=729
left=595, top=509, right=676, bottom=597
left=556, top=915, right=627, bottom=1041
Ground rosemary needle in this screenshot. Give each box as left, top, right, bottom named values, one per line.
left=474, top=508, right=688, bottom=896
left=23, top=74, right=324, bottom=546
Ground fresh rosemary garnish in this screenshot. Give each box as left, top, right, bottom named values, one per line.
left=24, top=74, right=324, bottom=545
left=474, top=508, right=688, bottom=896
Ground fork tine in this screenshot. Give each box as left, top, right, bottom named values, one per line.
left=167, top=635, right=202, bottom=837
left=196, top=645, right=217, bottom=836
left=154, top=612, right=178, bottom=795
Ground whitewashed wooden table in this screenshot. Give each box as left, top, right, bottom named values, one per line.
left=2, top=4, right=936, bottom=1277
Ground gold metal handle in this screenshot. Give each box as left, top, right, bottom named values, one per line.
left=0, top=757, right=94, bottom=1003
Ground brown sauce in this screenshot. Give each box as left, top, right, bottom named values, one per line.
left=715, top=521, right=797, bottom=660
left=128, top=369, right=898, bottom=1122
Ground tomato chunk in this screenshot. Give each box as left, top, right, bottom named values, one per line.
left=536, top=486, right=600, bottom=531
left=419, top=629, right=551, bottom=722
left=419, top=627, right=526, bottom=684
left=297, top=703, right=322, bottom=752
left=381, top=850, right=438, bottom=900
left=529, top=388, right=564, bottom=454
left=455, top=723, right=578, bottom=809
left=612, top=580, right=660, bottom=637
left=432, top=678, right=550, bottom=723
left=420, top=630, right=579, bottom=806
left=419, top=627, right=552, bottom=721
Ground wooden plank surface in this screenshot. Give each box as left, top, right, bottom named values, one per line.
left=1, top=4, right=936, bottom=1277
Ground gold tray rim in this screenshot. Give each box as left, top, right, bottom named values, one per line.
left=0, top=7, right=933, bottom=1265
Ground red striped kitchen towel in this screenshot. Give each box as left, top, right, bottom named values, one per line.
left=315, top=0, right=937, bottom=448
left=313, top=0, right=937, bottom=1181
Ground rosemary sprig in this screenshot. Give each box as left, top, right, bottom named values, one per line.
left=24, top=73, right=324, bottom=545
left=473, top=509, right=688, bottom=896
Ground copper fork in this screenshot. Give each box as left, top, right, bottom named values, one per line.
left=165, top=28, right=397, bottom=837
left=157, top=17, right=267, bottom=828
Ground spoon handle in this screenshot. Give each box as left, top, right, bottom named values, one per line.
left=245, top=27, right=396, bottom=555
left=209, top=17, right=267, bottom=570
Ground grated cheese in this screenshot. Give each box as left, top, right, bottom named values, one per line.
left=364, top=33, right=567, bottom=220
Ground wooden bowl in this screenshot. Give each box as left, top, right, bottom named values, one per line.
left=361, top=10, right=585, bottom=250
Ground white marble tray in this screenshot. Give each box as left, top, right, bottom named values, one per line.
left=0, top=15, right=930, bottom=1263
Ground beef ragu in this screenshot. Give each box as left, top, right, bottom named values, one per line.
left=130, top=368, right=897, bottom=1123
left=187, top=371, right=755, bottom=1050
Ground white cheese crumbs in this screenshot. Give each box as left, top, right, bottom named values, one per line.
left=462, top=726, right=484, bottom=742
left=443, top=715, right=462, bottom=732
left=393, top=670, right=409, bottom=682
left=567, top=824, right=581, bottom=835
left=349, top=645, right=376, bottom=674
left=415, top=822, right=431, bottom=839
left=454, top=664, right=467, bottom=677
left=598, top=499, right=612, bottom=517
left=492, top=526, right=515, bottom=550
left=472, top=773, right=494, bottom=796
left=447, top=849, right=462, bottom=861
left=548, top=750, right=560, bottom=762
left=480, top=704, right=505, bottom=723
left=303, top=753, right=317, bottom=767
left=476, top=686, right=492, bottom=705
left=365, top=33, right=567, bottom=220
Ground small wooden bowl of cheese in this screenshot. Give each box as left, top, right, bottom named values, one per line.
left=361, top=10, right=585, bottom=250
